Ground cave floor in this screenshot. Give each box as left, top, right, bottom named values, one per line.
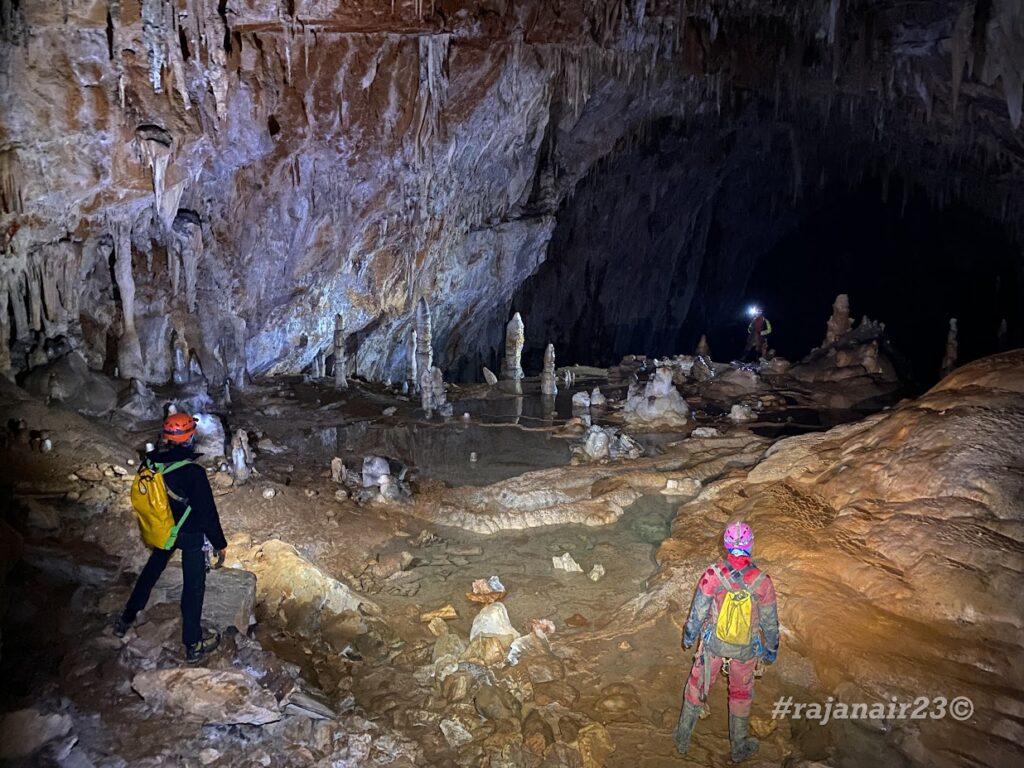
left=0, top=367, right=926, bottom=767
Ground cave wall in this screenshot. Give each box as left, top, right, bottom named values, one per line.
left=1, top=0, right=1022, bottom=385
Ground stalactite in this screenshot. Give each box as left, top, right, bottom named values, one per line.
left=172, top=218, right=203, bottom=314
left=414, top=34, right=451, bottom=164
left=0, top=149, right=24, bottom=214
left=208, top=46, right=229, bottom=123
left=27, top=255, right=42, bottom=333
left=141, top=0, right=166, bottom=92
left=166, top=1, right=190, bottom=109
left=114, top=221, right=144, bottom=379
left=415, top=298, right=433, bottom=388
left=333, top=313, right=348, bottom=390
left=138, top=128, right=177, bottom=226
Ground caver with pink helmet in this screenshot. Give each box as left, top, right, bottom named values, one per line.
left=673, top=520, right=779, bottom=763
left=723, top=521, right=754, bottom=555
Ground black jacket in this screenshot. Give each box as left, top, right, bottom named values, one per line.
left=145, top=444, right=228, bottom=550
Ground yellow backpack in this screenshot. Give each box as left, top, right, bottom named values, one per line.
left=712, top=563, right=766, bottom=646
left=130, top=459, right=193, bottom=550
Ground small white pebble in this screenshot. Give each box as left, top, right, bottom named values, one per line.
left=262, top=488, right=276, bottom=499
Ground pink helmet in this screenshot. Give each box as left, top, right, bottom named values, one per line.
left=724, top=521, right=754, bottom=553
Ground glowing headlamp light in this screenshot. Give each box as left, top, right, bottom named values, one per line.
left=747, top=306, right=761, bottom=317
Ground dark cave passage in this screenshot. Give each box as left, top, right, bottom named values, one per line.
left=514, top=118, right=1024, bottom=390
left=747, top=181, right=1023, bottom=387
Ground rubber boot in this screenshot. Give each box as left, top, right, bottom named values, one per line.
left=728, top=715, right=760, bottom=763
left=673, top=700, right=702, bottom=755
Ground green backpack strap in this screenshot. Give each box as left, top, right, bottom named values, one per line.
left=164, top=503, right=193, bottom=549
left=154, top=459, right=193, bottom=549
left=160, top=459, right=193, bottom=474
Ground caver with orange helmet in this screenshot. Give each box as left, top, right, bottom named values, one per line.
left=161, top=413, right=197, bottom=444
left=115, top=410, right=227, bottom=665
left=673, top=522, right=780, bottom=762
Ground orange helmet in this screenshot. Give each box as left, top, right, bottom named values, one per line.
left=162, top=413, right=197, bottom=443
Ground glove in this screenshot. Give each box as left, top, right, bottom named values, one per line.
left=764, top=647, right=777, bottom=664
left=682, top=632, right=695, bottom=650
left=214, top=549, right=226, bottom=569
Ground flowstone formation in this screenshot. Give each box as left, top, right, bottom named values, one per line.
left=623, top=367, right=690, bottom=427
left=650, top=350, right=1024, bottom=768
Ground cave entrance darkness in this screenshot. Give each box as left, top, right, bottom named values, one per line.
left=514, top=117, right=1023, bottom=392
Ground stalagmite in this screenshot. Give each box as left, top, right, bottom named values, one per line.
left=482, top=367, right=498, bottom=385
left=501, top=312, right=525, bottom=381
left=114, top=223, right=144, bottom=380
left=313, top=349, right=326, bottom=379
left=941, top=318, right=958, bottom=378
left=415, top=299, right=432, bottom=390
left=420, top=366, right=447, bottom=416
left=333, top=314, right=347, bottom=389
left=824, top=293, right=853, bottom=347
left=696, top=334, right=711, bottom=358
left=171, top=328, right=189, bottom=385
left=407, top=330, right=418, bottom=392
left=541, top=343, right=557, bottom=395
left=188, top=350, right=204, bottom=381
left=231, top=429, right=253, bottom=485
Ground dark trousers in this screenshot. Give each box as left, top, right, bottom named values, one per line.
left=121, top=531, right=206, bottom=646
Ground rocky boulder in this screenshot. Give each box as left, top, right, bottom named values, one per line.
left=131, top=668, right=281, bottom=725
